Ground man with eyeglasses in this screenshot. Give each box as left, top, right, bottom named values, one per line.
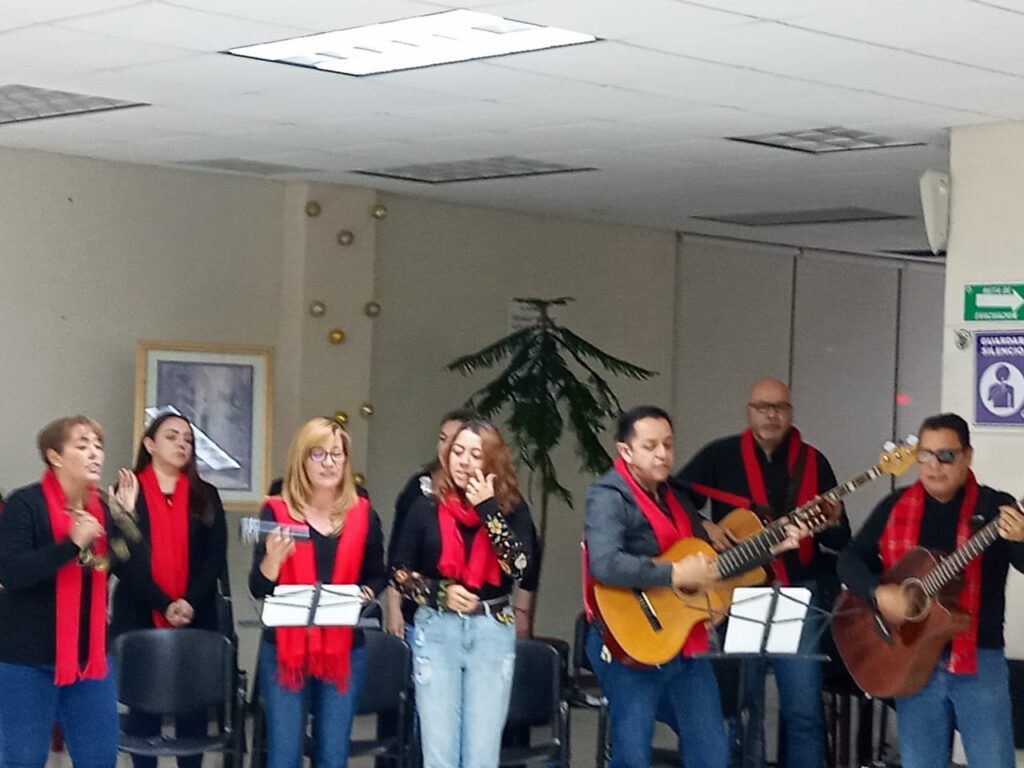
left=837, top=412, right=1024, bottom=768
left=675, top=377, right=848, bottom=768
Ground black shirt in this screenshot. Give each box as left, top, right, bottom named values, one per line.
left=0, top=483, right=120, bottom=665
left=837, top=484, right=1024, bottom=649
left=109, top=483, right=228, bottom=638
left=676, top=431, right=851, bottom=584
left=248, top=502, right=387, bottom=645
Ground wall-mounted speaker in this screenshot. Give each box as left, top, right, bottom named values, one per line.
left=919, top=170, right=950, bottom=255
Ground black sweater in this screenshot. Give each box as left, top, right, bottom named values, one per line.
left=837, top=484, right=1024, bottom=649
left=109, top=483, right=227, bottom=638
left=248, top=502, right=387, bottom=645
left=0, top=483, right=121, bottom=665
left=676, top=431, right=851, bottom=584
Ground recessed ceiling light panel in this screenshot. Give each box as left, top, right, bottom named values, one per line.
left=0, top=84, right=146, bottom=125
left=693, top=207, right=911, bottom=227
left=225, top=9, right=598, bottom=76
left=354, top=155, right=597, bottom=184
left=728, top=126, right=924, bottom=154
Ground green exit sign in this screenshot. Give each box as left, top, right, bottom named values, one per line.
left=965, top=284, right=1024, bottom=321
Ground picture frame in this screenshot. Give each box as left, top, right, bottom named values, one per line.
left=134, top=340, right=274, bottom=512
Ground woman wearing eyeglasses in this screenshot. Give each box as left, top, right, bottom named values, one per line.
left=0, top=416, right=137, bottom=768
left=390, top=419, right=535, bottom=768
left=249, top=417, right=387, bottom=768
left=110, top=412, right=228, bottom=768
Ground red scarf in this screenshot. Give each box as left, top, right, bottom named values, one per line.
left=437, top=493, right=502, bottom=590
left=880, top=473, right=981, bottom=674
left=40, top=468, right=108, bottom=685
left=740, top=428, right=818, bottom=584
left=613, top=457, right=708, bottom=656
left=138, top=466, right=190, bottom=629
left=269, top=496, right=369, bottom=691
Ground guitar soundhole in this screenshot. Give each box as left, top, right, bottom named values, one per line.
left=901, top=579, right=931, bottom=623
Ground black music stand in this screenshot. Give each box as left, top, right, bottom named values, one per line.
left=701, top=584, right=832, bottom=768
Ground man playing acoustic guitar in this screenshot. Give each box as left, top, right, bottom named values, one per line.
left=837, top=413, right=1024, bottom=768
left=676, top=378, right=848, bottom=768
left=583, top=406, right=806, bottom=768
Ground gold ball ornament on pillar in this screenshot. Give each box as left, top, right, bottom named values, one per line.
left=305, top=201, right=322, bottom=218
left=337, top=229, right=355, bottom=246
left=309, top=300, right=326, bottom=318
left=353, top=472, right=366, bottom=486
left=363, top=301, right=381, bottom=318
left=333, top=410, right=349, bottom=426
left=359, top=403, right=374, bottom=418
left=371, top=204, right=388, bottom=220
left=328, top=329, right=346, bottom=345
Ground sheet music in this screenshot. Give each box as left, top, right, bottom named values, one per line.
left=261, top=584, right=364, bottom=627
left=723, top=587, right=811, bottom=654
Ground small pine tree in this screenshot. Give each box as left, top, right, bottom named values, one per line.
left=447, top=297, right=657, bottom=579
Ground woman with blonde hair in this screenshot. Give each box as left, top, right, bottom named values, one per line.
left=391, top=419, right=536, bottom=768
left=249, top=417, right=386, bottom=768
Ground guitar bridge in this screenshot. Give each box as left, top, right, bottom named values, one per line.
left=634, top=590, right=662, bottom=631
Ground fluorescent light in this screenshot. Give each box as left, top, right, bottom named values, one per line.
left=693, top=207, right=911, bottom=227
left=225, top=9, right=598, bottom=76
left=729, top=126, right=924, bottom=154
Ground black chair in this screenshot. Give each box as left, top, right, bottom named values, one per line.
left=250, top=630, right=415, bottom=768
left=569, top=613, right=611, bottom=768
left=114, top=628, right=245, bottom=763
left=499, top=638, right=569, bottom=768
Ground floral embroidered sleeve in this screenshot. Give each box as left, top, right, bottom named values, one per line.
left=476, top=498, right=530, bottom=579
left=390, top=566, right=441, bottom=608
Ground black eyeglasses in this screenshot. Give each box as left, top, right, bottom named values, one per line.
left=916, top=448, right=963, bottom=465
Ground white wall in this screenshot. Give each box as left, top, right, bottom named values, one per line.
left=945, top=121, right=1024, bottom=656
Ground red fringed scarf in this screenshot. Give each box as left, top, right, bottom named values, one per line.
left=269, top=496, right=369, bottom=692
left=881, top=473, right=981, bottom=674
left=138, top=466, right=190, bottom=629
left=437, top=493, right=502, bottom=590
left=613, top=457, right=708, bottom=656
left=740, top=428, right=818, bottom=584
left=40, top=468, right=108, bottom=685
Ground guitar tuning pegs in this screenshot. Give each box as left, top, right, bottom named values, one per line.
left=906, top=434, right=919, bottom=446
left=883, top=440, right=896, bottom=451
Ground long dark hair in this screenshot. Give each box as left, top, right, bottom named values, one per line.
left=432, top=419, right=523, bottom=515
left=134, top=412, right=215, bottom=526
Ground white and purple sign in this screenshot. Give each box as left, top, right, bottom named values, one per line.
left=975, top=332, right=1024, bottom=426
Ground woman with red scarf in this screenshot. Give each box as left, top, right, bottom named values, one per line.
left=110, top=412, right=227, bottom=768
left=390, top=419, right=535, bottom=768
left=0, top=416, right=137, bottom=768
left=249, top=417, right=387, bottom=768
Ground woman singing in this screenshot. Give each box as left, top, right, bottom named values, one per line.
left=249, top=417, right=386, bottom=768
left=391, top=419, right=535, bottom=768
left=0, top=416, right=137, bottom=768
left=110, top=412, right=228, bottom=766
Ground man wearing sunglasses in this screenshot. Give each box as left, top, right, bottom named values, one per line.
left=838, top=412, right=1024, bottom=768
left=675, top=378, right=848, bottom=768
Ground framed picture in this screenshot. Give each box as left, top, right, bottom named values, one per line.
left=134, top=340, right=274, bottom=512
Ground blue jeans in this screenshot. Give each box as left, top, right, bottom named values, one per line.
left=123, top=708, right=208, bottom=768
left=0, top=659, right=118, bottom=768
left=737, top=591, right=826, bottom=768
left=586, top=626, right=728, bottom=768
left=258, top=640, right=367, bottom=768
left=412, top=606, right=516, bottom=768
left=895, top=647, right=1015, bottom=768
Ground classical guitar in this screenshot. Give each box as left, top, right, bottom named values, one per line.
left=831, top=497, right=1022, bottom=698
left=592, top=439, right=919, bottom=666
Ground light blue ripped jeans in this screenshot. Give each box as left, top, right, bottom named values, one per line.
left=413, top=605, right=516, bottom=768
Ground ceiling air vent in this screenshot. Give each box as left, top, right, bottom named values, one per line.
left=728, top=126, right=924, bottom=154
left=174, top=158, right=315, bottom=176
left=354, top=155, right=597, bottom=184
left=693, top=207, right=912, bottom=227
left=0, top=84, right=146, bottom=125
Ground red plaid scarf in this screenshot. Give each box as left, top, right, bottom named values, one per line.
left=268, top=496, right=369, bottom=691
left=740, top=428, right=818, bottom=585
left=880, top=472, right=981, bottom=674
left=613, top=457, right=708, bottom=656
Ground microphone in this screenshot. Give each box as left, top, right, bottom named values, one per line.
left=239, top=517, right=312, bottom=544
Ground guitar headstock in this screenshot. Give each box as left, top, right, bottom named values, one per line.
left=879, top=435, right=919, bottom=477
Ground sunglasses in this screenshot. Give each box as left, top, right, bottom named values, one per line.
left=916, top=448, right=963, bottom=465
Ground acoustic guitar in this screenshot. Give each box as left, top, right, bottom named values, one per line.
left=831, top=498, right=1022, bottom=698
left=592, top=439, right=919, bottom=666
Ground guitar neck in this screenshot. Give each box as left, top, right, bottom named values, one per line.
left=920, top=517, right=1002, bottom=598
left=715, top=465, right=882, bottom=580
